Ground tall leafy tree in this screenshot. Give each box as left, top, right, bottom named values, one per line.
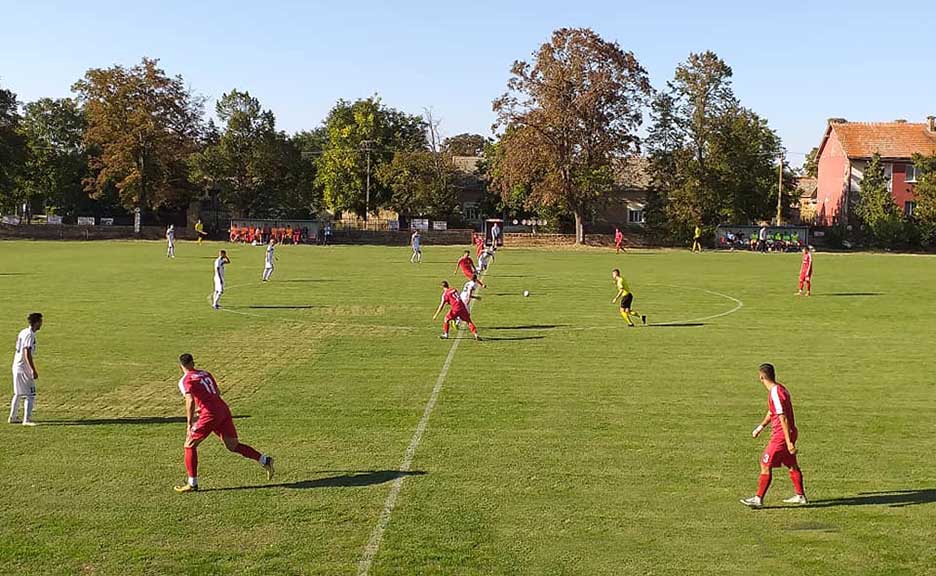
left=72, top=57, right=203, bottom=215
left=911, top=153, right=936, bottom=228
left=377, top=150, right=459, bottom=219
left=18, top=98, right=89, bottom=218
left=802, top=147, right=819, bottom=178
left=315, top=97, right=426, bottom=217
left=0, top=84, right=26, bottom=212
left=855, top=153, right=896, bottom=226
left=492, top=28, right=651, bottom=242
left=442, top=133, right=489, bottom=157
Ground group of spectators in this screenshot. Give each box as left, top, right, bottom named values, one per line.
left=228, top=224, right=332, bottom=246
left=720, top=226, right=805, bottom=253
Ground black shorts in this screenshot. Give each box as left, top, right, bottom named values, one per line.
left=620, top=293, right=634, bottom=309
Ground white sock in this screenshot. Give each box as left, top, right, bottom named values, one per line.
left=188, top=476, right=197, bottom=487
left=9, top=395, right=22, bottom=421
left=212, top=292, right=221, bottom=307
left=260, top=454, right=269, bottom=466
left=23, top=395, right=34, bottom=422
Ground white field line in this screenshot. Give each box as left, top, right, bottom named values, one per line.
left=356, top=271, right=485, bottom=576
left=647, top=284, right=744, bottom=326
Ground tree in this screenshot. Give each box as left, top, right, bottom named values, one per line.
left=492, top=28, right=651, bottom=242
left=802, top=147, right=819, bottom=178
left=378, top=150, right=459, bottom=219
left=442, top=133, right=489, bottom=157
left=0, top=84, right=26, bottom=212
left=18, top=98, right=89, bottom=218
left=855, top=153, right=895, bottom=225
left=72, top=57, right=203, bottom=215
left=315, top=96, right=426, bottom=217
left=912, top=153, right=936, bottom=228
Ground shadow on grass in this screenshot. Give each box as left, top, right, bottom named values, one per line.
left=817, top=292, right=883, bottom=297
left=807, top=489, right=936, bottom=508
left=487, top=324, right=567, bottom=330
left=646, top=322, right=706, bottom=328
left=42, top=415, right=250, bottom=426
left=479, top=335, right=545, bottom=342
left=202, top=470, right=426, bottom=492
left=0, top=272, right=32, bottom=276
left=230, top=305, right=314, bottom=310
left=280, top=278, right=334, bottom=283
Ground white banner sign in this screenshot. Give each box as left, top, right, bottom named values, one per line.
left=100, top=218, right=115, bottom=226
left=412, top=219, right=429, bottom=231
left=432, top=221, right=447, bottom=231
left=1, top=215, right=21, bottom=225
left=47, top=215, right=63, bottom=225
left=387, top=219, right=400, bottom=231
left=77, top=216, right=95, bottom=226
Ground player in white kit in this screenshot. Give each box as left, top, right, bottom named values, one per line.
left=262, top=239, right=277, bottom=282
left=166, top=225, right=176, bottom=258
left=410, top=230, right=422, bottom=263
left=455, top=275, right=482, bottom=326
left=212, top=250, right=230, bottom=309
left=477, top=248, right=493, bottom=272
left=9, top=313, right=42, bottom=426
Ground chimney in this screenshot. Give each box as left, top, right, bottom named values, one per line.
left=827, top=117, right=847, bottom=125
left=895, top=119, right=907, bottom=124
left=928, top=116, right=936, bottom=132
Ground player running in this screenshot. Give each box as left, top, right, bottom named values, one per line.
left=611, top=268, right=646, bottom=327
left=740, top=363, right=807, bottom=508
left=166, top=225, right=176, bottom=258
left=212, top=250, right=230, bottom=309
left=9, top=313, right=42, bottom=426
left=432, top=281, right=480, bottom=340
left=173, top=353, right=273, bottom=492
left=796, top=246, right=813, bottom=296
left=692, top=224, right=702, bottom=253
left=410, top=230, right=422, bottom=263
left=262, top=239, right=277, bottom=282
left=455, top=250, right=485, bottom=287
left=477, top=247, right=493, bottom=273
left=614, top=227, right=625, bottom=253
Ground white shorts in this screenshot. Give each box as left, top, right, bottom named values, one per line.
left=13, top=369, right=35, bottom=396
left=265, top=263, right=274, bottom=270
left=214, top=280, right=224, bottom=293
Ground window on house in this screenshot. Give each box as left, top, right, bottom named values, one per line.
left=628, top=209, right=645, bottom=224
left=463, top=203, right=480, bottom=222
left=905, top=201, right=917, bottom=217
left=906, top=164, right=918, bottom=183
left=883, top=163, right=893, bottom=192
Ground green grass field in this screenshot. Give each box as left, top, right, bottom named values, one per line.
left=1, top=240, right=935, bottom=575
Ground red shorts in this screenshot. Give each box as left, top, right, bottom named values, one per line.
left=461, top=268, right=474, bottom=280
left=190, top=411, right=237, bottom=442
left=445, top=308, right=471, bottom=324
left=761, top=436, right=798, bottom=468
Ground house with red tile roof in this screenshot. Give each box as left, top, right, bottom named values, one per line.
left=815, top=118, right=936, bottom=225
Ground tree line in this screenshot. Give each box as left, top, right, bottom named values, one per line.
left=4, top=29, right=934, bottom=242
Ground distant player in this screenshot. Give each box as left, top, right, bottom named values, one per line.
left=166, top=225, right=176, bottom=258
left=474, top=233, right=485, bottom=258
left=195, top=219, right=206, bottom=245
left=477, top=247, right=493, bottom=272
left=173, top=353, right=274, bottom=492
left=611, top=268, right=646, bottom=327
left=455, top=250, right=485, bottom=287
left=614, top=227, right=625, bottom=253
left=796, top=246, right=813, bottom=296
left=9, top=312, right=42, bottom=426
left=262, top=239, right=277, bottom=282
left=432, top=281, right=480, bottom=340
left=692, top=224, right=702, bottom=253
left=410, top=230, right=422, bottom=263
left=741, top=363, right=807, bottom=508
left=212, top=250, right=230, bottom=309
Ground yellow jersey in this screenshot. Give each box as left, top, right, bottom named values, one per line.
left=694, top=226, right=701, bottom=239
left=615, top=276, right=630, bottom=296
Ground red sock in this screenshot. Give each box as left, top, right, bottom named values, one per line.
left=468, top=322, right=477, bottom=335
left=442, top=321, right=450, bottom=335
left=757, top=472, right=772, bottom=498
left=185, top=446, right=198, bottom=477
left=789, top=469, right=805, bottom=496
left=235, top=443, right=261, bottom=461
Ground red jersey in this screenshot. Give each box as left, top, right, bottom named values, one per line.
left=442, top=288, right=467, bottom=313
left=179, top=370, right=230, bottom=417
left=614, top=230, right=623, bottom=244
left=458, top=255, right=475, bottom=275
left=800, top=252, right=813, bottom=276
left=767, top=383, right=796, bottom=441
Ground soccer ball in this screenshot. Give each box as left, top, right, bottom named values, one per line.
left=523, top=290, right=530, bottom=297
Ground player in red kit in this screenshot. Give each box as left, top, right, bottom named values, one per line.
left=173, top=353, right=274, bottom=492
left=796, top=246, right=813, bottom=296
left=432, top=280, right=480, bottom=340
left=740, top=363, right=807, bottom=507
left=474, top=233, right=485, bottom=258
left=454, top=250, right=485, bottom=287
left=614, top=227, right=625, bottom=253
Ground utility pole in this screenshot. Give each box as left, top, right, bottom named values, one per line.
left=362, top=140, right=375, bottom=229
left=776, top=150, right=784, bottom=226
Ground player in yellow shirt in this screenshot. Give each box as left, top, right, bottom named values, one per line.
left=692, top=225, right=702, bottom=252
left=611, top=268, right=646, bottom=327
left=194, top=219, right=206, bottom=245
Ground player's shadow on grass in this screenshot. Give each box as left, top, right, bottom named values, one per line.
left=488, top=324, right=567, bottom=330
left=817, top=292, right=883, bottom=297
left=43, top=415, right=250, bottom=426
left=202, top=470, right=426, bottom=492
left=647, top=322, right=706, bottom=328
left=808, top=489, right=936, bottom=508
left=480, top=335, right=545, bottom=341
left=280, top=278, right=334, bottom=283
left=228, top=305, right=314, bottom=310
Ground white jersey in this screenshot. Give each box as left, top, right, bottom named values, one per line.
left=265, top=244, right=275, bottom=267
left=412, top=233, right=421, bottom=250
left=167, top=228, right=175, bottom=243
left=460, top=280, right=478, bottom=306
left=214, top=256, right=226, bottom=287
left=13, top=327, right=36, bottom=372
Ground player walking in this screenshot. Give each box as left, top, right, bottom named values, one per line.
left=195, top=219, right=206, bottom=245
left=477, top=247, right=493, bottom=273
left=692, top=225, right=702, bottom=253
left=212, top=250, right=230, bottom=309
left=262, top=239, right=277, bottom=282
left=433, top=281, right=480, bottom=340
left=611, top=269, right=646, bottom=327
left=614, top=227, right=625, bottom=253
left=455, top=250, right=485, bottom=287
left=796, top=246, right=813, bottom=296
left=173, top=353, right=273, bottom=492
left=166, top=225, right=176, bottom=258
left=740, top=363, right=807, bottom=508
left=410, top=230, right=422, bottom=263
left=9, top=313, right=42, bottom=426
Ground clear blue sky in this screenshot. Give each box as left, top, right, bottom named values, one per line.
left=3, top=0, right=935, bottom=165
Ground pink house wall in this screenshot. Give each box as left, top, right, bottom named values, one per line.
left=816, top=131, right=849, bottom=225
left=891, top=164, right=916, bottom=212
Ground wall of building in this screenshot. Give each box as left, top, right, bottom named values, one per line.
left=0, top=224, right=197, bottom=241
left=891, top=163, right=916, bottom=213
left=816, top=131, right=849, bottom=225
